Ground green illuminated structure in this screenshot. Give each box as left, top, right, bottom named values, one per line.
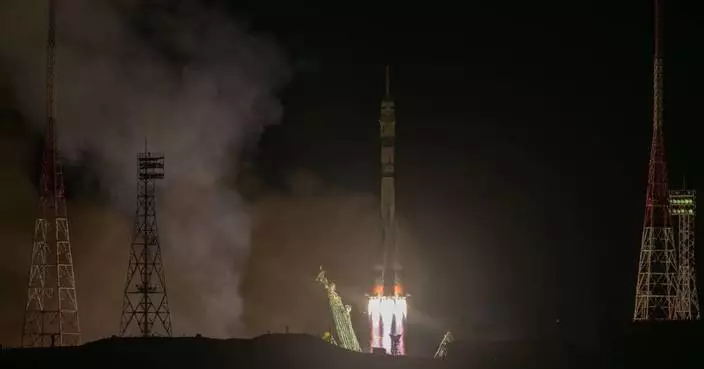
left=669, top=189, right=700, bottom=319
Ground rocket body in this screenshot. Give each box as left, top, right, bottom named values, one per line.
left=369, top=67, right=407, bottom=356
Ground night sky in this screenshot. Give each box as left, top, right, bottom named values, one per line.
left=2, top=0, right=704, bottom=353
left=234, top=0, right=704, bottom=345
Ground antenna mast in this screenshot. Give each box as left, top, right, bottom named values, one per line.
left=21, top=0, right=82, bottom=347
left=633, top=0, right=678, bottom=321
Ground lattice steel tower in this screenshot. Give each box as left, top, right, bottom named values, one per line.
left=316, top=268, right=362, bottom=352
left=633, top=0, right=678, bottom=321
left=669, top=189, right=700, bottom=319
left=21, top=0, right=82, bottom=347
left=119, top=149, right=172, bottom=337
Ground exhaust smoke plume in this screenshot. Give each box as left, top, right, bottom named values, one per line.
left=240, top=170, right=435, bottom=343
left=0, top=0, right=290, bottom=342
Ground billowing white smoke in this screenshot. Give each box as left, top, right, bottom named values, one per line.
left=1, top=0, right=290, bottom=338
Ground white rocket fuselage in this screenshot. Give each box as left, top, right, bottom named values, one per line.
left=369, top=67, right=406, bottom=356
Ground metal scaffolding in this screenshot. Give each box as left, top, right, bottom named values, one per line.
left=316, top=268, right=361, bottom=352
left=21, top=0, right=81, bottom=347
left=669, top=189, right=700, bottom=320
left=633, top=0, right=678, bottom=321
left=119, top=149, right=173, bottom=337
left=434, top=331, right=454, bottom=359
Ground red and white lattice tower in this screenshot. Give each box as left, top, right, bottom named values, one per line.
left=633, top=0, right=678, bottom=321
left=368, top=66, right=407, bottom=355
left=21, top=0, right=82, bottom=347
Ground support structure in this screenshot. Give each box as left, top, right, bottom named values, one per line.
left=368, top=66, right=407, bottom=355
left=119, top=149, right=173, bottom=337
left=633, top=0, right=678, bottom=321
left=316, top=268, right=362, bottom=352
left=434, top=331, right=454, bottom=359
left=669, top=189, right=700, bottom=319
left=21, top=0, right=82, bottom=347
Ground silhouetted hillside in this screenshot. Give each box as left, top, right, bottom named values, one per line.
left=3, top=324, right=704, bottom=369
left=447, top=321, right=704, bottom=369
left=2, top=334, right=436, bottom=369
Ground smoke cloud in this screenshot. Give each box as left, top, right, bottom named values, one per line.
left=239, top=169, right=436, bottom=346
left=0, top=0, right=290, bottom=343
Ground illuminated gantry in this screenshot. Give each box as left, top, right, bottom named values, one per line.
left=317, top=268, right=362, bottom=352
left=669, top=190, right=700, bottom=320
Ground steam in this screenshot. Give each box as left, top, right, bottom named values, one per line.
left=0, top=0, right=290, bottom=340
left=240, top=170, right=438, bottom=340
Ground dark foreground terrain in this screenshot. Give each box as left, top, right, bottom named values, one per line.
left=2, top=333, right=436, bottom=369
left=3, top=323, right=704, bottom=369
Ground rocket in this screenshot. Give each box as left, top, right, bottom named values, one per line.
left=375, top=66, right=403, bottom=298
left=369, top=66, right=408, bottom=356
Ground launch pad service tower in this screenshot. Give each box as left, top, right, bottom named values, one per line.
left=368, top=66, right=407, bottom=356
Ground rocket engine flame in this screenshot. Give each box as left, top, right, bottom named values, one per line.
left=368, top=292, right=407, bottom=355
